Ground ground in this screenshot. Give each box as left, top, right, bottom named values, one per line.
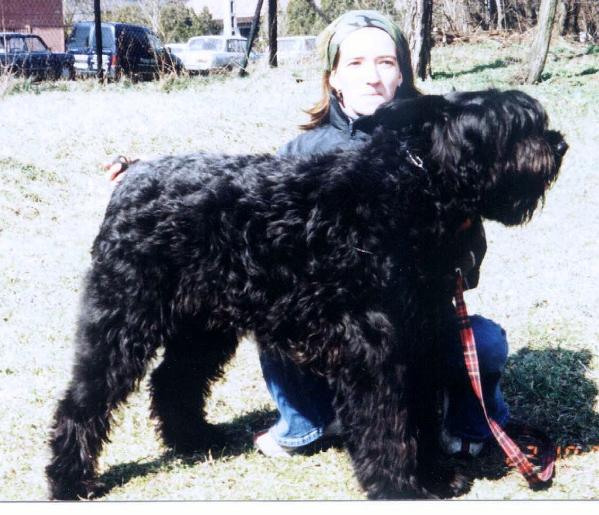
left=0, top=37, right=597, bottom=500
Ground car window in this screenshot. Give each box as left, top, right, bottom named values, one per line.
left=25, top=36, right=48, bottom=52
left=147, top=33, right=164, bottom=52
left=67, top=25, right=91, bottom=49
left=190, top=38, right=224, bottom=51
left=89, top=27, right=115, bottom=51
left=277, top=39, right=297, bottom=52
left=277, top=38, right=316, bottom=53
left=7, top=37, right=26, bottom=52
left=227, top=40, right=243, bottom=53
left=120, top=30, right=146, bottom=56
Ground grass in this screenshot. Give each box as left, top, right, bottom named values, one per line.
left=0, top=36, right=597, bottom=501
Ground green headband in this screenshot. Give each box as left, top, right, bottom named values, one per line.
left=319, top=10, right=407, bottom=71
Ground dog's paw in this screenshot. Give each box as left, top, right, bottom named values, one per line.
left=424, top=467, right=471, bottom=498
left=49, top=479, right=107, bottom=501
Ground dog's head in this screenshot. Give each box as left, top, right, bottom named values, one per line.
left=365, top=89, right=568, bottom=226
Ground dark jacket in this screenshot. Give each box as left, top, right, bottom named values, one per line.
left=278, top=95, right=372, bottom=158
left=278, top=96, right=486, bottom=290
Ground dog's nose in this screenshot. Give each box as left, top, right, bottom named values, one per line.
left=556, top=140, right=568, bottom=156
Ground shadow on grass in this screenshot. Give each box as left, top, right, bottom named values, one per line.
left=460, top=347, right=599, bottom=489
left=432, top=58, right=518, bottom=79
left=98, top=348, right=598, bottom=498
left=537, top=67, right=599, bottom=82
left=97, top=408, right=278, bottom=496
left=577, top=67, right=599, bottom=77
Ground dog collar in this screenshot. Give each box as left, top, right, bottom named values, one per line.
left=406, top=151, right=424, bottom=170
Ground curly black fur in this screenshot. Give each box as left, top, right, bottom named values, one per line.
left=46, top=89, right=567, bottom=500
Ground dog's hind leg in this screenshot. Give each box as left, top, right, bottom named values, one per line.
left=46, top=271, right=165, bottom=500
left=149, top=323, right=238, bottom=454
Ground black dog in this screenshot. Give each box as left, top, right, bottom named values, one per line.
left=46, top=89, right=567, bottom=500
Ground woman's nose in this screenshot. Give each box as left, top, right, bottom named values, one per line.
left=362, top=62, right=381, bottom=83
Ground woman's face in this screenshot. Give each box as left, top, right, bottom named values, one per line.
left=329, top=27, right=402, bottom=118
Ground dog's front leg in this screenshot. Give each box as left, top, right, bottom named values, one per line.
left=330, top=312, right=430, bottom=499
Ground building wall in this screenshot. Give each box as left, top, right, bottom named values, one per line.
left=0, top=0, right=65, bottom=51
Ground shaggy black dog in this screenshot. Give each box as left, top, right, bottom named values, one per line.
left=46, top=89, right=567, bottom=500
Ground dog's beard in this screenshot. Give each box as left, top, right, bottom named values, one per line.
left=480, top=136, right=562, bottom=226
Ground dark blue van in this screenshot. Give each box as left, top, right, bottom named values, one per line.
left=66, top=22, right=182, bottom=80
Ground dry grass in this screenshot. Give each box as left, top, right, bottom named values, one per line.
left=0, top=39, right=597, bottom=501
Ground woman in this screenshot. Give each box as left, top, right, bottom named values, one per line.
left=253, top=10, right=509, bottom=458
left=106, top=10, right=509, bottom=461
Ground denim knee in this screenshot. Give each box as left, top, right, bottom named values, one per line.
left=443, top=314, right=510, bottom=440
left=469, top=315, right=509, bottom=375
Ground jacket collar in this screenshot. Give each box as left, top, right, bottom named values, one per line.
left=328, top=94, right=352, bottom=130
left=328, top=94, right=374, bottom=136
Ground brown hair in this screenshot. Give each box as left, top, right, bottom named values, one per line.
left=300, top=30, right=420, bottom=131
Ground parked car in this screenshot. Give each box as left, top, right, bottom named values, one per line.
left=66, top=22, right=183, bottom=80
left=276, top=36, right=317, bottom=63
left=164, top=42, right=187, bottom=57
left=174, top=35, right=254, bottom=73
left=0, top=32, right=74, bottom=80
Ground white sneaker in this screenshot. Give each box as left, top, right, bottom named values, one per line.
left=439, top=427, right=484, bottom=457
left=439, top=390, right=484, bottom=457
left=253, top=431, right=294, bottom=458
left=254, top=420, right=342, bottom=458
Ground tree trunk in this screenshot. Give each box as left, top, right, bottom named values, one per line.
left=407, top=0, right=433, bottom=81
left=485, top=0, right=496, bottom=30
left=304, top=0, right=331, bottom=24
left=557, top=0, right=568, bottom=35
left=239, top=0, right=264, bottom=76
left=94, top=0, right=103, bottom=81
left=268, top=0, right=278, bottom=67
left=526, top=0, right=558, bottom=84
left=495, top=0, right=504, bottom=30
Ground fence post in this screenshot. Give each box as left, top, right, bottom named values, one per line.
left=94, top=0, right=103, bottom=81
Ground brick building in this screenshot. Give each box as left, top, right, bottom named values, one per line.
left=0, top=0, right=65, bottom=51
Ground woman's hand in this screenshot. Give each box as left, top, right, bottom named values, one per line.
left=102, top=156, right=139, bottom=183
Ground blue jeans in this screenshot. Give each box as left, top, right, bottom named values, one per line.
left=259, top=314, right=509, bottom=448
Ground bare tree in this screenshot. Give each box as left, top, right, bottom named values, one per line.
left=406, top=0, right=433, bottom=80
left=63, top=0, right=94, bottom=24
left=304, top=0, right=331, bottom=24
left=135, top=0, right=172, bottom=35
left=268, top=0, right=278, bottom=67
left=495, top=0, right=505, bottom=30
left=239, top=0, right=264, bottom=76
left=526, top=0, right=558, bottom=84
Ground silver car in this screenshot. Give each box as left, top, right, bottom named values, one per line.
left=176, top=35, right=249, bottom=73
left=276, top=36, right=317, bottom=64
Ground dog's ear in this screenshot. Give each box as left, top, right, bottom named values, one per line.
left=354, top=95, right=449, bottom=134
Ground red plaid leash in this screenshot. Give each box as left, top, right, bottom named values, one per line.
left=453, top=272, right=556, bottom=485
